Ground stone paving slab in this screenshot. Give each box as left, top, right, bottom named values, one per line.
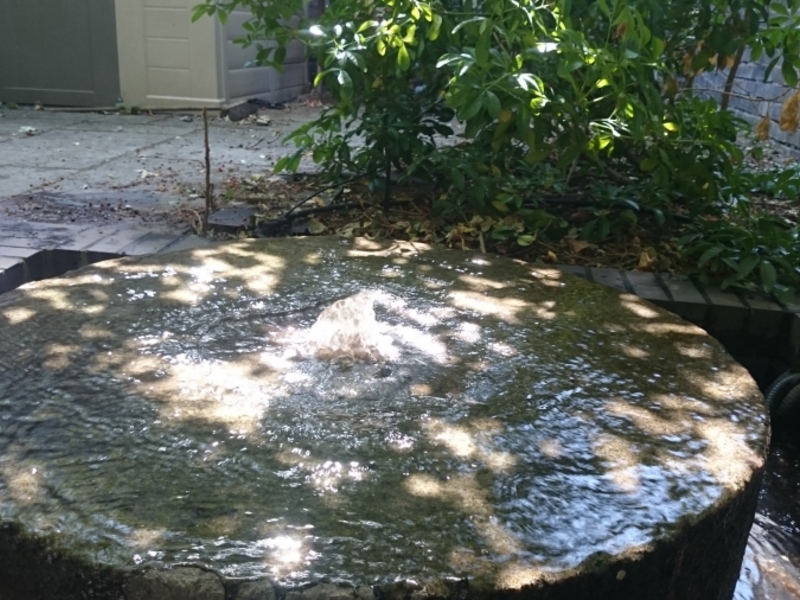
left=84, top=226, right=177, bottom=255
left=0, top=165, right=70, bottom=197
left=117, top=230, right=189, bottom=255
left=587, top=267, right=631, bottom=293
left=0, top=256, right=24, bottom=293
left=0, top=245, right=39, bottom=259
left=3, top=130, right=174, bottom=171
left=623, top=271, right=671, bottom=303
left=160, top=233, right=220, bottom=253
left=0, top=220, right=101, bottom=249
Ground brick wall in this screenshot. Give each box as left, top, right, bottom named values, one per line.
left=695, top=49, right=800, bottom=148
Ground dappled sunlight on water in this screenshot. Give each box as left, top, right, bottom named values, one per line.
left=0, top=237, right=768, bottom=591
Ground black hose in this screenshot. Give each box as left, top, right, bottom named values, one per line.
left=774, top=381, right=800, bottom=417
left=764, top=370, right=800, bottom=413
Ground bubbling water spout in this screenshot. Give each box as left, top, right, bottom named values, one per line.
left=306, top=289, right=397, bottom=362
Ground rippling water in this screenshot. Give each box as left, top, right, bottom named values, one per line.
left=0, top=239, right=769, bottom=594
left=736, top=428, right=800, bottom=600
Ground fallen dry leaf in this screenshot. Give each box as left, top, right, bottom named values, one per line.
left=638, top=247, right=658, bottom=270
left=566, top=238, right=590, bottom=254
left=337, top=222, right=360, bottom=238
left=780, top=91, right=800, bottom=133
left=755, top=115, right=771, bottom=141
left=307, top=218, right=327, bottom=234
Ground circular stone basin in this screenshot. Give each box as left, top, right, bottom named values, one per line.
left=0, top=238, right=768, bottom=600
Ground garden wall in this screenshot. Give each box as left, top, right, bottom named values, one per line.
left=696, top=49, right=800, bottom=149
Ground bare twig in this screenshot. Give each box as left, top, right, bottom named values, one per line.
left=202, top=107, right=213, bottom=233
left=284, top=172, right=370, bottom=217
left=566, top=159, right=578, bottom=184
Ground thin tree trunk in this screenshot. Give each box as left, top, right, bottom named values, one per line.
left=721, top=45, right=747, bottom=112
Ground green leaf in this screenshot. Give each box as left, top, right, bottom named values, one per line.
left=782, top=60, right=798, bottom=88
left=640, top=157, right=659, bottom=171
left=760, top=260, right=778, bottom=292
left=397, top=44, right=411, bottom=71
left=274, top=151, right=303, bottom=173
left=773, top=285, right=796, bottom=305
left=428, top=14, right=443, bottom=40
left=651, top=36, right=665, bottom=57
left=452, top=16, right=485, bottom=34
left=772, top=2, right=789, bottom=16
left=698, top=246, right=724, bottom=268
left=273, top=46, right=287, bottom=67
left=403, top=25, right=417, bottom=44
left=484, top=91, right=501, bottom=118
left=313, top=68, right=331, bottom=87
left=492, top=200, right=510, bottom=212
left=517, top=234, right=537, bottom=246
left=459, top=93, right=484, bottom=121
left=475, top=24, right=492, bottom=66
left=336, top=69, right=354, bottom=99
left=736, top=255, right=761, bottom=279
left=451, top=167, right=465, bottom=189
left=191, top=4, right=213, bottom=23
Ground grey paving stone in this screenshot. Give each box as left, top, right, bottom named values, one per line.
left=39, top=249, right=84, bottom=279
left=0, top=258, right=24, bottom=295
left=735, top=290, right=791, bottom=345
left=623, top=271, right=670, bottom=302
left=53, top=225, right=132, bottom=251
left=656, top=274, right=708, bottom=325
left=117, top=230, right=187, bottom=255
left=84, top=227, right=156, bottom=253
left=0, top=165, right=71, bottom=197
left=0, top=245, right=39, bottom=259
left=0, top=255, right=21, bottom=271
left=0, top=221, right=91, bottom=249
left=660, top=275, right=705, bottom=304
left=698, top=284, right=747, bottom=308
left=2, top=130, right=173, bottom=170
left=159, top=234, right=220, bottom=254
left=208, top=205, right=259, bottom=232
left=739, top=291, right=787, bottom=313
left=145, top=131, right=286, bottom=166
left=588, top=267, right=630, bottom=292
left=555, top=264, right=589, bottom=279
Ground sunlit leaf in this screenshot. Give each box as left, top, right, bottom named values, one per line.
left=397, top=44, right=411, bottom=70
left=336, top=69, right=353, bottom=99
left=428, top=14, right=442, bottom=40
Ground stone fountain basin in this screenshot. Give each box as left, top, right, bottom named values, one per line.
left=0, top=237, right=768, bottom=600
